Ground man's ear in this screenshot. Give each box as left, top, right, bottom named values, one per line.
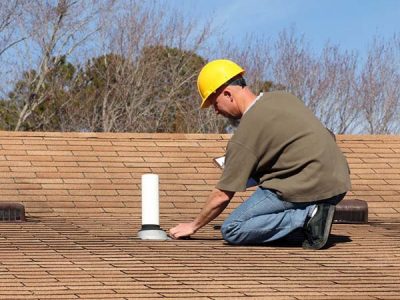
left=223, top=89, right=232, bottom=100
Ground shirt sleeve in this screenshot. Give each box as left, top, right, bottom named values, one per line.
left=216, top=141, right=258, bottom=192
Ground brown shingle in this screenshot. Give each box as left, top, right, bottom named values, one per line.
left=0, top=131, right=400, bottom=298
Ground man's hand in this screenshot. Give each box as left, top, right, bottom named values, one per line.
left=169, top=222, right=196, bottom=239
left=169, top=188, right=234, bottom=240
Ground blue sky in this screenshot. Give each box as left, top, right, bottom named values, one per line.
left=170, top=0, right=399, bottom=57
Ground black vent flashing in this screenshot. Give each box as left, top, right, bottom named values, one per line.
left=334, top=199, right=368, bottom=224
left=0, top=203, right=26, bottom=222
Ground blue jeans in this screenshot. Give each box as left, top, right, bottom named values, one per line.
left=221, top=188, right=344, bottom=245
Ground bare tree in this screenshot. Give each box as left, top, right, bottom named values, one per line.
left=60, top=0, right=217, bottom=133
left=272, top=29, right=317, bottom=106
left=270, top=29, right=363, bottom=134
left=0, top=0, right=27, bottom=101
left=12, top=0, right=111, bottom=131
left=0, top=0, right=26, bottom=57
left=216, top=33, right=274, bottom=94
left=311, top=45, right=360, bottom=134
left=3, top=3, right=399, bottom=135
left=358, top=36, right=400, bottom=134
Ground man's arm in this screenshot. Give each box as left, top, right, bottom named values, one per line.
left=168, top=188, right=235, bottom=239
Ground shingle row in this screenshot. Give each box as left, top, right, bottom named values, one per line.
left=0, top=132, right=399, bottom=220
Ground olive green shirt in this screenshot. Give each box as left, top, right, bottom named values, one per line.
left=216, top=91, right=351, bottom=203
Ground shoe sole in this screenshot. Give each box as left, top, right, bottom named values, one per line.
left=303, top=205, right=336, bottom=250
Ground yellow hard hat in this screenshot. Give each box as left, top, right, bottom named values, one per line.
left=197, top=59, right=245, bottom=108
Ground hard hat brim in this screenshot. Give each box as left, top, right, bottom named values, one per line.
left=200, top=97, right=212, bottom=109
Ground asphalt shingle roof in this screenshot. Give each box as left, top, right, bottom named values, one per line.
left=0, top=131, right=399, bottom=299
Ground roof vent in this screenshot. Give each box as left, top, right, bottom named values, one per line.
left=0, top=203, right=26, bottom=222
left=334, top=199, right=368, bottom=224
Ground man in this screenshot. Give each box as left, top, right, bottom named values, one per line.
left=169, top=59, right=351, bottom=249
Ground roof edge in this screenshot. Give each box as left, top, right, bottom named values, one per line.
left=0, top=131, right=232, bottom=140
left=1, top=131, right=398, bottom=140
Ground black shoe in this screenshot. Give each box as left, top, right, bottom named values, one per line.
left=302, top=203, right=336, bottom=250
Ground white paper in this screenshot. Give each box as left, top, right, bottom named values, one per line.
left=213, top=156, right=225, bottom=168
left=141, top=173, right=159, bottom=225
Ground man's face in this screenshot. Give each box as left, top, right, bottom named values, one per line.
left=209, top=87, right=241, bottom=119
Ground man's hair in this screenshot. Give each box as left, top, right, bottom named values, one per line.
left=213, top=75, right=247, bottom=98
left=226, top=75, right=246, bottom=88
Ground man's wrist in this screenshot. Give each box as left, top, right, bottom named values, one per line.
left=190, top=220, right=200, bottom=233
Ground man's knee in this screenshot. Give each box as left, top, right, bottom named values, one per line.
left=221, top=222, right=241, bottom=245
